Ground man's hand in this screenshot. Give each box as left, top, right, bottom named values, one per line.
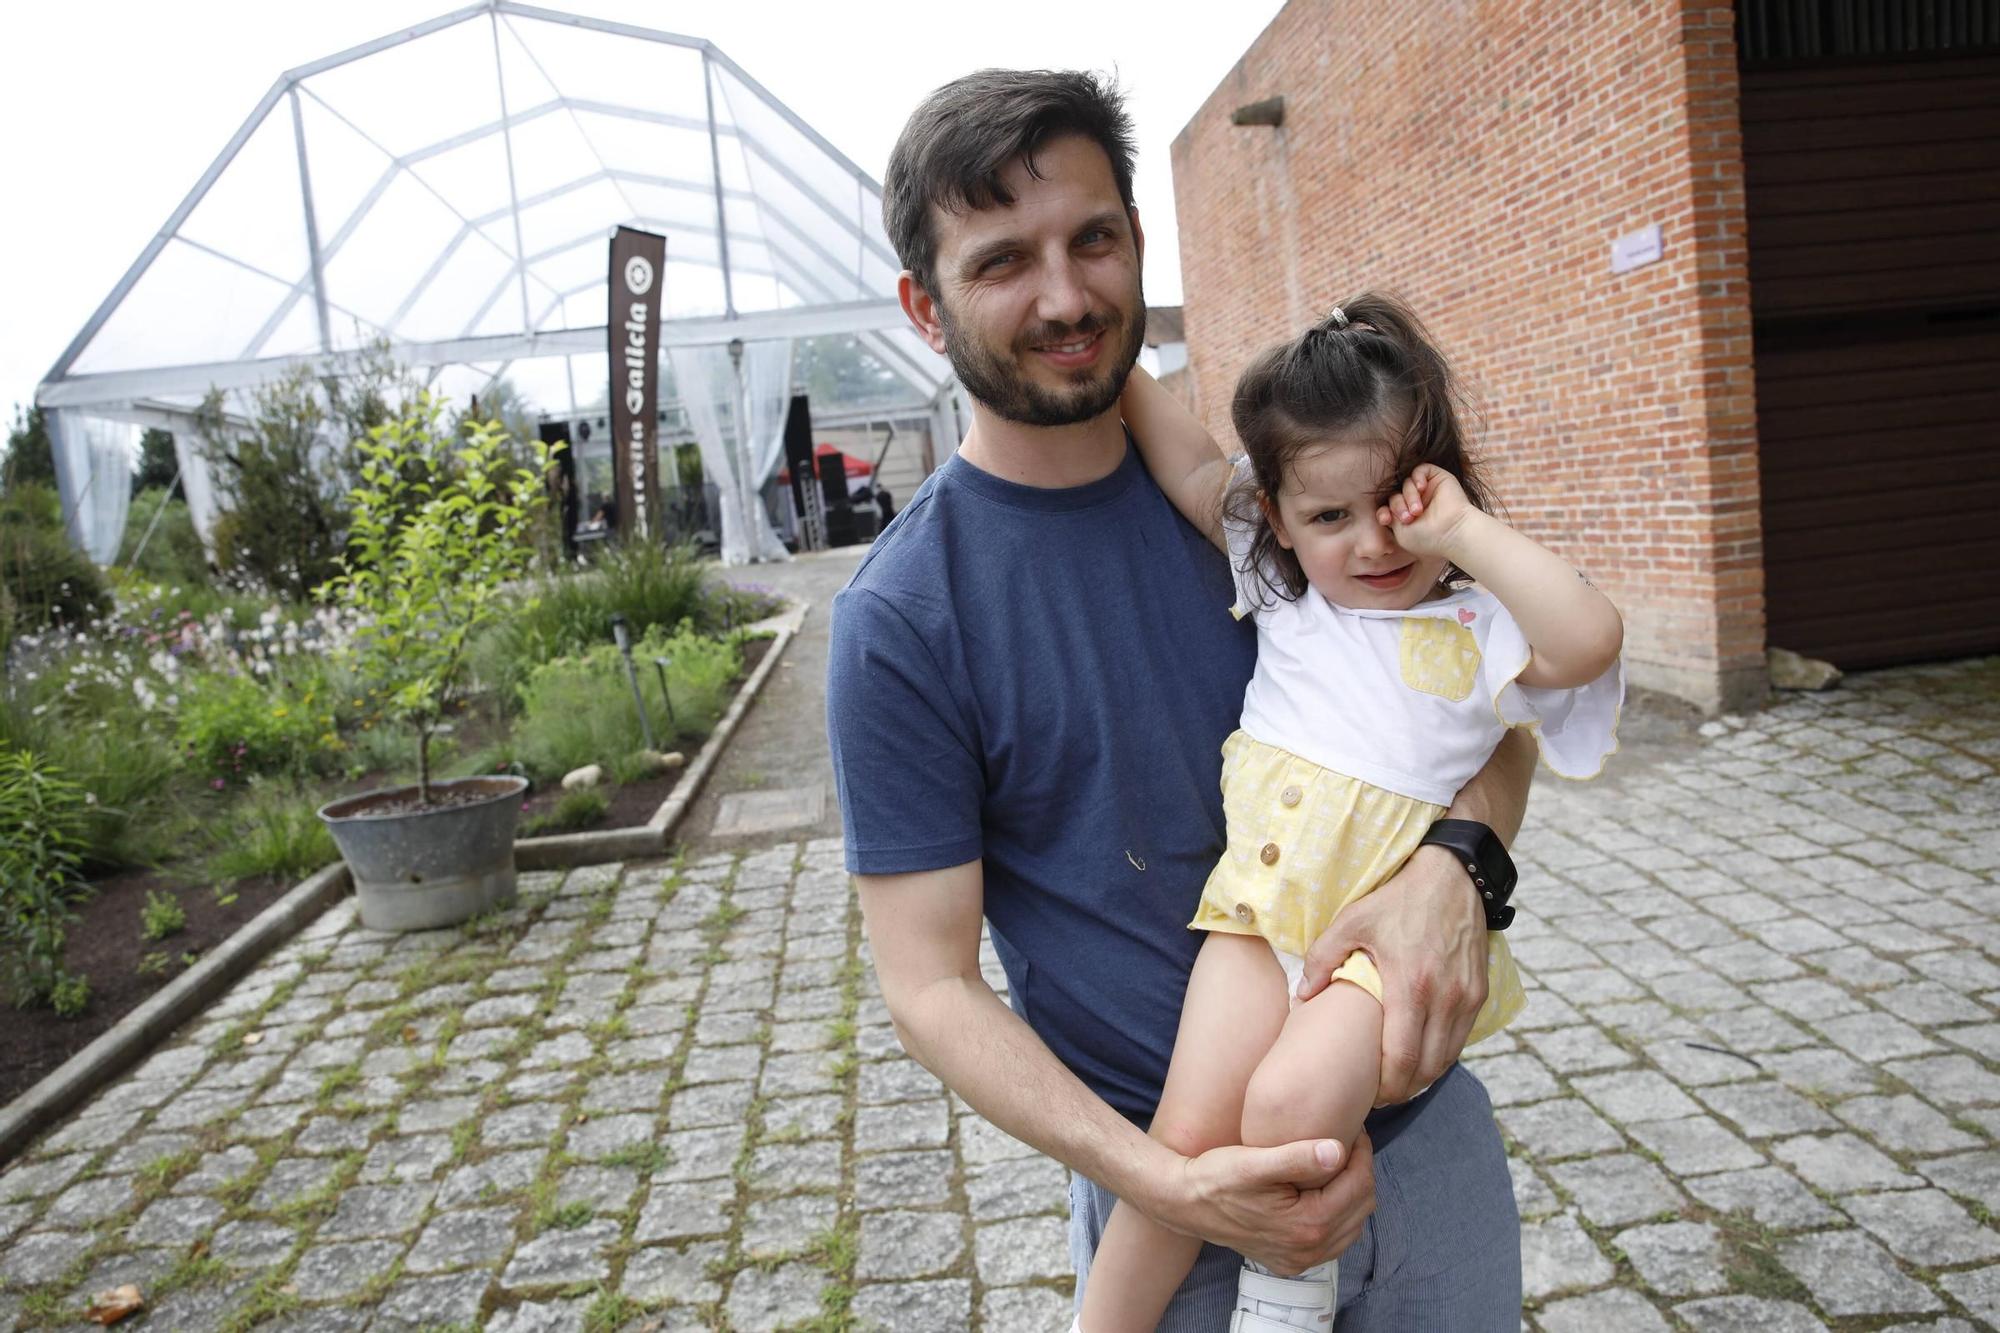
left=1294, top=846, right=1487, bottom=1104
left=1153, top=1134, right=1375, bottom=1274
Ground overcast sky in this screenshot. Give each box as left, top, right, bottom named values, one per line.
left=0, top=0, right=1288, bottom=423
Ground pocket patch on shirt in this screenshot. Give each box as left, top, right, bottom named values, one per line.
left=1399, top=616, right=1481, bottom=701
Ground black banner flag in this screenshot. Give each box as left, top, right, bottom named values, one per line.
left=608, top=226, right=666, bottom=541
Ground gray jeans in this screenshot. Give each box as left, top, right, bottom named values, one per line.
left=1067, top=1064, right=1521, bottom=1330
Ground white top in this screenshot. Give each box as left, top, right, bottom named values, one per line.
left=1224, top=472, right=1624, bottom=807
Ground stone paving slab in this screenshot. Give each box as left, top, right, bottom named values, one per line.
left=0, top=656, right=1995, bottom=1330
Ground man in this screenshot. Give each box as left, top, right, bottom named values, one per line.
left=826, top=69, right=1529, bottom=1328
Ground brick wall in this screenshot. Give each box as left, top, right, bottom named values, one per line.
left=1169, top=0, right=1766, bottom=710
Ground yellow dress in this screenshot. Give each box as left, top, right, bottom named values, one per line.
left=1188, top=729, right=1528, bottom=1045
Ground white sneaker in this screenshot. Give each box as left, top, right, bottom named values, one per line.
left=1229, top=1260, right=1336, bottom=1331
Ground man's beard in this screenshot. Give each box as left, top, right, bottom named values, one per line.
left=938, top=296, right=1147, bottom=428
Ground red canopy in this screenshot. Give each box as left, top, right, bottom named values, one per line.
left=778, top=443, right=874, bottom=484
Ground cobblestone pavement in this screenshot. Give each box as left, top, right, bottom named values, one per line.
left=1, top=657, right=1997, bottom=1331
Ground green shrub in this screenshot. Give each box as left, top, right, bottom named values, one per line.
left=0, top=749, right=93, bottom=1009
left=0, top=483, right=112, bottom=634
left=512, top=620, right=741, bottom=782
left=471, top=543, right=715, bottom=707
left=175, top=670, right=330, bottom=784
left=140, top=889, right=187, bottom=941
left=195, top=351, right=414, bottom=600
left=116, top=489, right=211, bottom=586
left=524, top=787, right=610, bottom=836
left=206, top=781, right=337, bottom=883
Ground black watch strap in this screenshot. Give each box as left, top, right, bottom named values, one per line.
left=1418, top=818, right=1518, bottom=930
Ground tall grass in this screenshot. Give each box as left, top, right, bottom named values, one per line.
left=512, top=622, right=742, bottom=782
left=0, top=675, right=185, bottom=870
left=204, top=781, right=337, bottom=884
left=470, top=543, right=717, bottom=707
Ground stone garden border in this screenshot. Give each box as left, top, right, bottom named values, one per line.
left=0, top=603, right=807, bottom=1164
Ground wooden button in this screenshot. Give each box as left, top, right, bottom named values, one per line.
left=1279, top=785, right=1302, bottom=807
left=1259, top=842, right=1280, bottom=866
left=1234, top=901, right=1256, bottom=925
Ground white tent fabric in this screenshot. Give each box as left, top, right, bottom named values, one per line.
left=669, top=342, right=790, bottom=565
left=171, top=432, right=222, bottom=548
left=38, top=0, right=953, bottom=565
left=740, top=339, right=795, bottom=561
left=48, top=412, right=136, bottom=565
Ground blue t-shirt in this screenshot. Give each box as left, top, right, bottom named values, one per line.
left=827, top=441, right=1251, bottom=1119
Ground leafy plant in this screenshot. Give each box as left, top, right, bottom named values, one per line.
left=319, top=395, right=551, bottom=803
left=140, top=889, right=187, bottom=941
left=0, top=749, right=92, bottom=1008
left=50, top=971, right=90, bottom=1018
left=512, top=620, right=740, bottom=781
left=175, top=669, right=329, bottom=784
left=206, top=780, right=337, bottom=883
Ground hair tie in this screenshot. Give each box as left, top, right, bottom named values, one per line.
left=1326, top=306, right=1349, bottom=331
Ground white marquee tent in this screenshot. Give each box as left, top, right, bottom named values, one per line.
left=36, top=0, right=958, bottom=565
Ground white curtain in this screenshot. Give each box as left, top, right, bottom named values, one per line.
left=49, top=410, right=135, bottom=565
left=742, top=339, right=794, bottom=558
left=171, top=428, right=222, bottom=552
left=669, top=340, right=793, bottom=565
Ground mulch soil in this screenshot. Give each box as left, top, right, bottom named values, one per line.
left=2, top=868, right=291, bottom=1107
left=1, top=633, right=776, bottom=1111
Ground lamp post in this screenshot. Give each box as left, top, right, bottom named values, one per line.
left=609, top=613, right=656, bottom=751
left=650, top=656, right=677, bottom=735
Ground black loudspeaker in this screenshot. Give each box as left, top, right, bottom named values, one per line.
left=783, top=395, right=815, bottom=517
left=819, top=452, right=850, bottom=511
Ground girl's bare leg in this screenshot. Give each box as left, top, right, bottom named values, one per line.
left=1218, top=980, right=1382, bottom=1331
left=1077, top=932, right=1289, bottom=1333
left=1241, top=978, right=1384, bottom=1158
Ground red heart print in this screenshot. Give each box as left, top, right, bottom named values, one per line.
left=1457, top=608, right=1476, bottom=625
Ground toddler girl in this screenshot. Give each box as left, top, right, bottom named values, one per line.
left=1078, top=294, right=1624, bottom=1332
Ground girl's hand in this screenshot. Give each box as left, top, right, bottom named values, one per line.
left=1376, top=464, right=1474, bottom=560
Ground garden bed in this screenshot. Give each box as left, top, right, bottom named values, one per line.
left=0, top=631, right=777, bottom=1109
left=0, top=868, right=291, bottom=1105
left=512, top=633, right=769, bottom=833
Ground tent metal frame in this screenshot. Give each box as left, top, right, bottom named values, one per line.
left=37, top=0, right=947, bottom=417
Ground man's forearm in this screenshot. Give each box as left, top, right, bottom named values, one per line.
left=891, top=971, right=1182, bottom=1220
left=1445, top=726, right=1535, bottom=842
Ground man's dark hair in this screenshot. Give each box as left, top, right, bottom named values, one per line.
left=883, top=69, right=1137, bottom=297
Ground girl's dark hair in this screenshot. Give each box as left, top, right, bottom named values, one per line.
left=1227, top=291, right=1492, bottom=605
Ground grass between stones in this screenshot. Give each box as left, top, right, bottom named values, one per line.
left=0, top=850, right=889, bottom=1332
left=1712, top=1209, right=1814, bottom=1307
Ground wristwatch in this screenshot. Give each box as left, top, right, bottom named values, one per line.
left=1417, top=819, right=1517, bottom=930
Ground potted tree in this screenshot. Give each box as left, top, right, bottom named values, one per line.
left=317, top=396, right=552, bottom=930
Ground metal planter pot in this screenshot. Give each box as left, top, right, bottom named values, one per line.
left=318, top=775, right=530, bottom=931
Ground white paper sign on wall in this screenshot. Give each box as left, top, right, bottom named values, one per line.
left=1611, top=224, right=1664, bottom=275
